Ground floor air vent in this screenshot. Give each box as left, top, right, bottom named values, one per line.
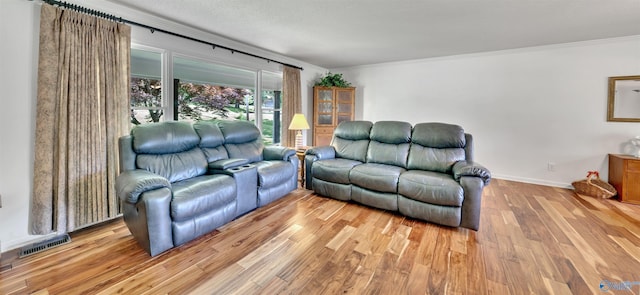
left=19, top=234, right=71, bottom=258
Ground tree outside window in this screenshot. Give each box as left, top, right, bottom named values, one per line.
left=130, top=77, right=163, bottom=125
left=177, top=82, right=253, bottom=121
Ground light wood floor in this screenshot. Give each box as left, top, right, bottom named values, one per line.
left=1, top=179, right=640, bottom=294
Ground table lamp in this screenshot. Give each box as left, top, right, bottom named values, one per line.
left=288, top=113, right=310, bottom=150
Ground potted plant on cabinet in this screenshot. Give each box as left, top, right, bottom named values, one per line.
left=315, top=72, right=351, bottom=88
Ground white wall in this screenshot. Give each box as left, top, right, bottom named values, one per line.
left=0, top=0, right=327, bottom=252
left=333, top=37, right=640, bottom=187
left=0, top=0, right=42, bottom=253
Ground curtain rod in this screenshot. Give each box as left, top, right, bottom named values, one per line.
left=37, top=0, right=304, bottom=71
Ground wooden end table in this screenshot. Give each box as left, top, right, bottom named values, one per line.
left=295, top=146, right=310, bottom=187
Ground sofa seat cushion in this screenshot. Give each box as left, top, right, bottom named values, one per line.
left=312, top=158, right=362, bottom=184
left=350, top=163, right=405, bottom=193
left=398, top=170, right=463, bottom=207
left=254, top=160, right=296, bottom=188
left=170, top=174, right=236, bottom=221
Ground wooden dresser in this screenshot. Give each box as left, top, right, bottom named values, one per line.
left=608, top=154, right=640, bottom=204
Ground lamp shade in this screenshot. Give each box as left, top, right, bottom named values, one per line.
left=288, top=113, right=310, bottom=130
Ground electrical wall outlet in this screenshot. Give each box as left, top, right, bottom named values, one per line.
left=547, top=162, right=556, bottom=172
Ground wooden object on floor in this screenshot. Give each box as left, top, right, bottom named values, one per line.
left=313, top=86, right=355, bottom=146
left=295, top=146, right=310, bottom=187
left=1, top=180, right=640, bottom=294
left=609, top=153, right=640, bottom=204
left=571, top=171, right=616, bottom=199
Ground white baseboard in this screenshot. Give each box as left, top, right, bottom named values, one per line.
left=491, top=174, right=573, bottom=189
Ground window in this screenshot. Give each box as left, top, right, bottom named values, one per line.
left=173, top=56, right=256, bottom=123
left=129, top=48, right=283, bottom=144
left=260, top=71, right=283, bottom=145
left=130, top=48, right=164, bottom=125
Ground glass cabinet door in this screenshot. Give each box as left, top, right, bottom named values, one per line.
left=335, top=88, right=353, bottom=125
left=317, top=89, right=334, bottom=125
left=313, top=86, right=355, bottom=146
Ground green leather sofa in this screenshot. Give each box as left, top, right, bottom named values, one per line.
left=304, top=121, right=490, bottom=230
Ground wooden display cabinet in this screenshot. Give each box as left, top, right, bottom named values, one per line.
left=608, top=154, right=640, bottom=204
left=313, top=86, right=355, bottom=146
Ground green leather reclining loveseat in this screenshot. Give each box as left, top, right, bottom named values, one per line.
left=116, top=120, right=298, bottom=256
left=304, top=121, right=490, bottom=230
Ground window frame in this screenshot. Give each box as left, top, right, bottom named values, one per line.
left=130, top=45, right=168, bottom=125
left=129, top=43, right=284, bottom=144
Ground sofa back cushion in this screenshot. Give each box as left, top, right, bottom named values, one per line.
left=132, top=121, right=207, bottom=183
left=218, top=120, right=264, bottom=163
left=331, top=121, right=372, bottom=162
left=408, top=122, right=466, bottom=173
left=193, top=121, right=229, bottom=162
left=367, top=121, right=412, bottom=167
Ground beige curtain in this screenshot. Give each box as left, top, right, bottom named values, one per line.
left=31, top=4, right=131, bottom=234
left=282, top=66, right=302, bottom=147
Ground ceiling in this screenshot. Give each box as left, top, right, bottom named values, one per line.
left=108, top=0, right=640, bottom=69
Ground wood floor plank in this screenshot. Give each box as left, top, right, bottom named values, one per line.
left=340, top=228, right=392, bottom=293
left=513, top=244, right=550, bottom=295
left=2, top=181, right=640, bottom=294
left=527, top=240, right=565, bottom=282
left=237, top=223, right=302, bottom=269
left=258, top=276, right=288, bottom=294
left=387, top=224, right=411, bottom=256
left=426, top=228, right=452, bottom=294
left=445, top=250, right=467, bottom=295
left=482, top=240, right=510, bottom=285
left=360, top=250, right=399, bottom=294
left=393, top=232, right=421, bottom=293
left=217, top=239, right=297, bottom=293
left=486, top=279, right=511, bottom=295
left=534, top=195, right=609, bottom=268
left=582, top=196, right=640, bottom=239
left=502, top=259, right=532, bottom=295
left=559, top=243, right=609, bottom=294
left=326, top=225, right=357, bottom=250
left=553, top=255, right=592, bottom=295
left=316, top=199, right=347, bottom=221
left=542, top=277, right=573, bottom=295
left=274, top=219, right=350, bottom=293
left=609, top=235, right=640, bottom=264
left=414, top=224, right=440, bottom=266
left=317, top=240, right=364, bottom=294
left=465, top=234, right=488, bottom=295
left=186, top=263, right=245, bottom=294
left=250, top=232, right=318, bottom=288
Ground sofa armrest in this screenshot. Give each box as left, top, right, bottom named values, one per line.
left=208, top=158, right=250, bottom=170
left=263, top=146, right=296, bottom=161
left=452, top=161, right=491, bottom=185
left=305, top=146, right=336, bottom=160
left=116, top=169, right=171, bottom=204
left=302, top=146, right=337, bottom=189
